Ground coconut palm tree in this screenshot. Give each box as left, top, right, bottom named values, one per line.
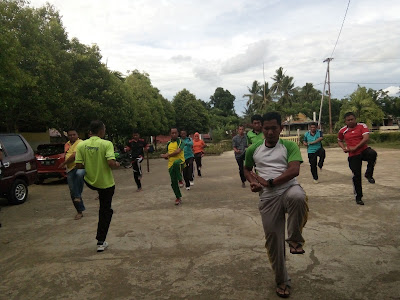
left=259, top=81, right=273, bottom=110
left=243, top=80, right=263, bottom=107
left=279, top=75, right=295, bottom=106
left=270, top=67, right=285, bottom=96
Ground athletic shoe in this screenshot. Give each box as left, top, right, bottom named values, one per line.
left=356, top=198, right=364, bottom=205
left=241, top=182, right=246, bottom=188
left=190, top=181, right=194, bottom=186
left=365, top=175, right=375, bottom=184
left=179, top=181, right=184, bottom=188
left=175, top=198, right=182, bottom=205
left=97, top=241, right=108, bottom=252
left=313, top=180, right=319, bottom=184
left=186, top=187, right=190, bottom=190
left=136, top=188, right=142, bottom=192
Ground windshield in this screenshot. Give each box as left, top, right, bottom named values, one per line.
left=37, top=144, right=64, bottom=156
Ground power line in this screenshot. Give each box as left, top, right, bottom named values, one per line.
left=315, top=82, right=400, bottom=86
left=331, top=0, right=351, bottom=57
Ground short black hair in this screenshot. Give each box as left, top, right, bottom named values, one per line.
left=310, top=122, right=317, bottom=127
left=66, top=128, right=78, bottom=133
left=180, top=129, right=187, bottom=134
left=344, top=112, right=356, bottom=119
left=89, top=120, right=105, bottom=134
left=170, top=127, right=179, bottom=132
left=251, top=114, right=262, bottom=123
left=238, top=124, right=244, bottom=128
left=262, top=112, right=282, bottom=125
left=132, top=128, right=139, bottom=134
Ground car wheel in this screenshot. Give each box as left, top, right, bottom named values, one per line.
left=8, top=179, right=28, bottom=205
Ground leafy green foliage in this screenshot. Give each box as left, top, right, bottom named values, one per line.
left=172, top=89, right=209, bottom=134
left=338, top=86, right=384, bottom=129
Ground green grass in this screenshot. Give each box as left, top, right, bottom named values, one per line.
left=372, top=141, right=400, bottom=149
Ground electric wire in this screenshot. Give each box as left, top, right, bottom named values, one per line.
left=331, top=0, right=351, bottom=57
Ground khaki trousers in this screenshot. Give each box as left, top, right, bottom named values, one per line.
left=258, top=184, right=308, bottom=286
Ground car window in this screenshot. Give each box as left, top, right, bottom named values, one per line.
left=0, top=135, right=28, bottom=156
left=37, top=144, right=65, bottom=156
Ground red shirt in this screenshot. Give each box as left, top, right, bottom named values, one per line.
left=338, top=123, right=369, bottom=157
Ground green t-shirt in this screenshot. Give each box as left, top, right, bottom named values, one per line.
left=247, top=130, right=264, bottom=145
left=75, top=136, right=116, bottom=189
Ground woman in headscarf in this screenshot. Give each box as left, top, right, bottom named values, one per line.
left=192, top=132, right=206, bottom=177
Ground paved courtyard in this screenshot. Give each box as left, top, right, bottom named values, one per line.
left=0, top=147, right=399, bottom=300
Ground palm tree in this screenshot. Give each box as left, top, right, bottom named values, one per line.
left=243, top=80, right=262, bottom=107
left=259, top=81, right=273, bottom=110
left=339, top=86, right=384, bottom=127
left=270, top=67, right=285, bottom=96
left=279, top=75, right=295, bottom=106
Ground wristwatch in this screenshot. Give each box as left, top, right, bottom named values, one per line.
left=268, top=178, right=275, bottom=188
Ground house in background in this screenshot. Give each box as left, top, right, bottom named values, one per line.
left=281, top=113, right=316, bottom=136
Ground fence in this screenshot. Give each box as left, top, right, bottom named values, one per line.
left=280, top=129, right=300, bottom=145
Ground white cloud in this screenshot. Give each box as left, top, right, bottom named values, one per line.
left=28, top=0, right=400, bottom=114
left=384, top=86, right=400, bottom=96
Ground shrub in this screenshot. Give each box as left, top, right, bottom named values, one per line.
left=301, top=131, right=400, bottom=147
left=206, top=140, right=232, bottom=155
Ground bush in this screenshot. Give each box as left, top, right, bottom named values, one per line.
left=369, top=131, right=400, bottom=143
left=206, top=140, right=232, bottom=155
left=300, top=131, right=400, bottom=147
left=211, top=128, right=230, bottom=143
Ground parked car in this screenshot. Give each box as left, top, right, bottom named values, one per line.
left=35, top=143, right=67, bottom=183
left=0, top=134, right=38, bottom=204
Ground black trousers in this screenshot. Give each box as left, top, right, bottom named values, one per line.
left=132, top=157, right=143, bottom=189
left=307, top=147, right=326, bottom=180
left=348, top=147, right=377, bottom=199
left=194, top=152, right=202, bottom=171
left=183, top=157, right=194, bottom=187
left=235, top=155, right=246, bottom=183
left=85, top=181, right=115, bottom=242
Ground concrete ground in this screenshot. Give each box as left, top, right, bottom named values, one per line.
left=0, top=147, right=399, bottom=300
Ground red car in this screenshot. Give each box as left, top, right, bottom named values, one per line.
left=35, top=143, right=67, bottom=183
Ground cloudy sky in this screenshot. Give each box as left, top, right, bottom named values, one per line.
left=29, top=0, right=400, bottom=114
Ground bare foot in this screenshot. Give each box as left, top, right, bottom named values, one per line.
left=136, top=188, right=142, bottom=192
left=73, top=197, right=81, bottom=203
left=74, top=213, right=83, bottom=220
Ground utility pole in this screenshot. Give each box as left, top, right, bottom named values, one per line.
left=318, top=58, right=333, bottom=133
left=263, top=62, right=266, bottom=104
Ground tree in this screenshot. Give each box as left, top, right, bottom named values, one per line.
left=172, top=89, right=209, bottom=134
left=270, top=67, right=285, bottom=95
left=270, top=67, right=295, bottom=106
left=243, top=81, right=262, bottom=108
left=338, top=86, right=385, bottom=128
left=209, top=87, right=236, bottom=116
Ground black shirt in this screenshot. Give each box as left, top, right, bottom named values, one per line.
left=126, top=139, right=147, bottom=158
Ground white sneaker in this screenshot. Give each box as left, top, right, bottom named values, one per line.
left=97, top=241, right=108, bottom=252
left=190, top=181, right=194, bottom=186
left=186, top=187, right=190, bottom=190
left=313, top=180, right=319, bottom=184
